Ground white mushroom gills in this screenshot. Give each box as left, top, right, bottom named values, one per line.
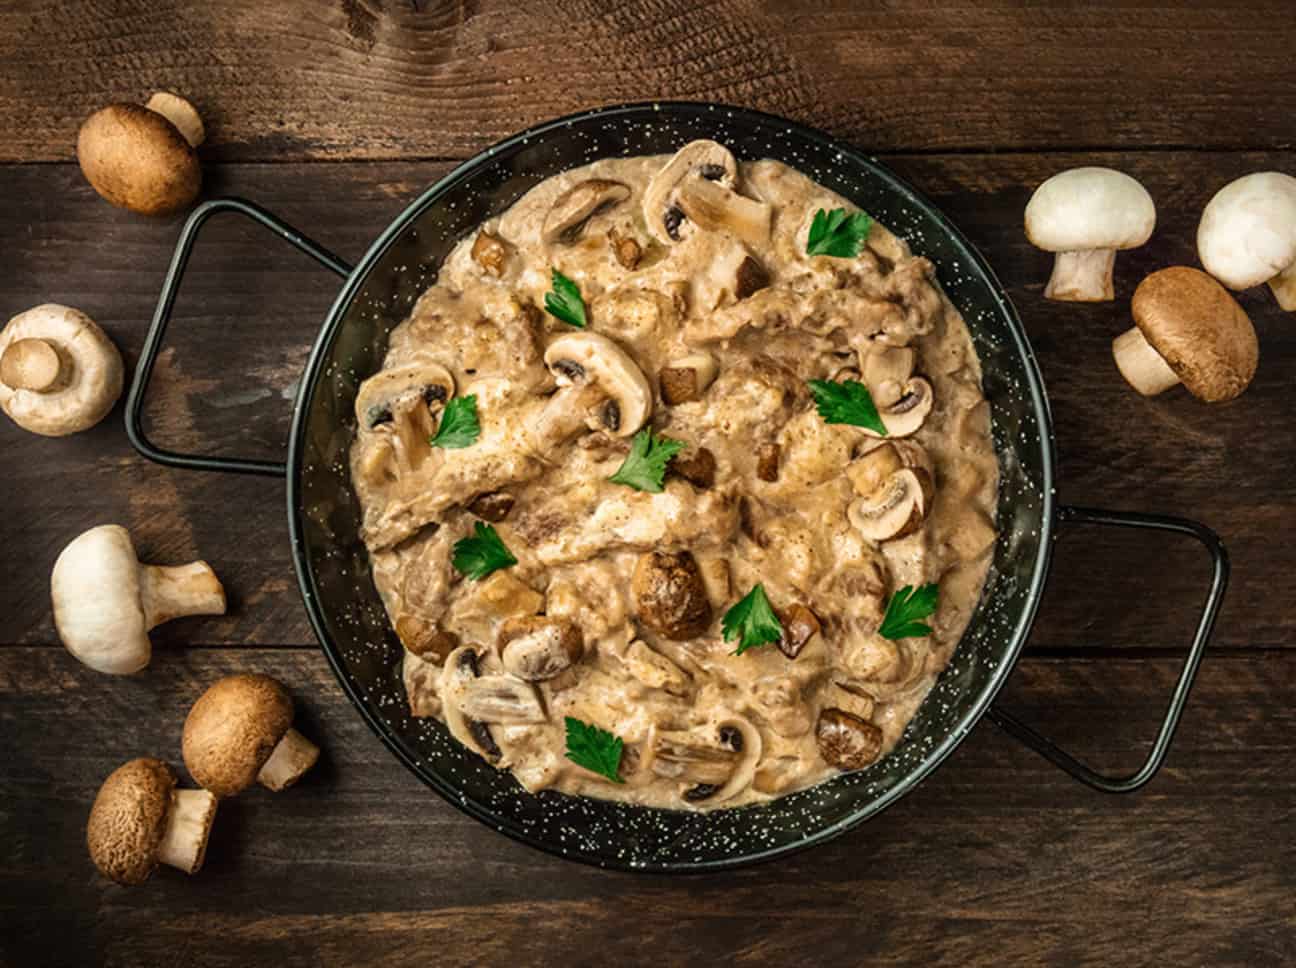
left=255, top=729, right=320, bottom=792
left=1197, top=172, right=1296, bottom=311
left=540, top=331, right=653, bottom=441
left=156, top=788, right=218, bottom=874
left=848, top=468, right=928, bottom=542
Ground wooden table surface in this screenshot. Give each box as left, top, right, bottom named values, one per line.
left=2, top=2, right=1294, bottom=965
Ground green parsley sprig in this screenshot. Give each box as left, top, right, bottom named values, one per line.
left=564, top=716, right=624, bottom=783
left=878, top=583, right=939, bottom=640
left=429, top=395, right=480, bottom=449
left=451, top=522, right=517, bottom=581
left=607, top=428, right=686, bottom=493
left=723, top=584, right=783, bottom=656
left=544, top=269, right=587, bottom=328
left=806, top=207, right=873, bottom=258
left=808, top=378, right=888, bottom=437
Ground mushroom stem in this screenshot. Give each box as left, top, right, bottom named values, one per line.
left=256, top=728, right=320, bottom=792
left=156, top=788, right=217, bottom=874
left=145, top=92, right=205, bottom=148
left=1045, top=249, right=1116, bottom=301
left=0, top=338, right=63, bottom=392
left=1270, top=263, right=1296, bottom=311
left=1112, top=326, right=1181, bottom=396
left=140, top=561, right=227, bottom=629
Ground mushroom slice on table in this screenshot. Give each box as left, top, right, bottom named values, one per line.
left=542, top=179, right=631, bottom=243
left=87, top=758, right=217, bottom=885
left=534, top=331, right=652, bottom=446
left=650, top=715, right=763, bottom=804
left=51, top=524, right=226, bottom=675
left=816, top=708, right=884, bottom=770
left=77, top=92, right=204, bottom=215
left=1113, top=266, right=1258, bottom=402
left=0, top=304, right=124, bottom=436
left=1196, top=172, right=1296, bottom=310
left=182, top=674, right=321, bottom=796
left=498, top=615, right=584, bottom=681
left=1024, top=167, right=1156, bottom=301
left=632, top=550, right=712, bottom=640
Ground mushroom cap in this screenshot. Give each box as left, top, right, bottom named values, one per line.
left=182, top=674, right=294, bottom=797
left=643, top=139, right=739, bottom=244
left=1025, top=167, right=1156, bottom=252
left=86, top=758, right=177, bottom=885
left=1131, top=266, right=1258, bottom=402
left=0, top=304, right=124, bottom=436
left=353, top=361, right=456, bottom=429
left=77, top=102, right=201, bottom=216
left=543, top=331, right=652, bottom=436
left=1197, top=172, right=1296, bottom=291
left=51, top=524, right=151, bottom=675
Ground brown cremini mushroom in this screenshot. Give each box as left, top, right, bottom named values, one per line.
left=1113, top=266, right=1258, bottom=401
left=87, top=758, right=217, bottom=885
left=77, top=93, right=204, bottom=215
left=183, top=674, right=320, bottom=797
left=51, top=524, right=226, bottom=675
left=816, top=708, right=884, bottom=770
left=632, top=550, right=712, bottom=640
left=0, top=304, right=124, bottom=436
left=778, top=603, right=821, bottom=659
left=498, top=615, right=584, bottom=681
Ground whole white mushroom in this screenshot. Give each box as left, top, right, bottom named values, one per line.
left=1197, top=172, right=1296, bottom=311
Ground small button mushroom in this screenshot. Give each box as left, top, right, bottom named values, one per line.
left=623, top=639, right=690, bottom=694
left=848, top=468, right=933, bottom=543
left=51, top=524, right=226, bottom=675
left=875, top=376, right=934, bottom=437
left=87, top=758, right=217, bottom=886
left=632, top=550, right=712, bottom=640
left=643, top=140, right=739, bottom=244
left=816, top=708, right=884, bottom=770
left=609, top=231, right=643, bottom=270
left=778, top=603, right=821, bottom=659
left=659, top=350, right=718, bottom=405
left=1197, top=172, right=1296, bottom=310
left=536, top=332, right=652, bottom=446
left=668, top=445, right=716, bottom=489
left=467, top=490, right=516, bottom=522
left=182, top=674, right=321, bottom=797
left=498, top=615, right=584, bottom=681
left=395, top=615, right=459, bottom=664
left=76, top=92, right=204, bottom=215
left=755, top=441, right=781, bottom=482
left=471, top=230, right=511, bottom=276
left=862, top=344, right=916, bottom=409
left=0, top=304, right=124, bottom=436
left=1113, top=267, right=1258, bottom=402
left=1025, top=167, right=1156, bottom=301
left=542, top=179, right=631, bottom=243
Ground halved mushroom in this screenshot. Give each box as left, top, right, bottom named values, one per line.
left=354, top=362, right=456, bottom=471
left=632, top=550, right=712, bottom=640
left=816, top=708, right=884, bottom=770
left=498, top=615, right=584, bottom=681
left=440, top=648, right=503, bottom=762
left=643, top=140, right=739, bottom=244
left=535, top=332, right=652, bottom=446
left=395, top=616, right=459, bottom=665
left=676, top=179, right=773, bottom=249
left=542, top=179, right=631, bottom=243
left=848, top=467, right=932, bottom=542
left=623, top=639, right=690, bottom=694
left=651, top=715, right=762, bottom=804
left=458, top=676, right=547, bottom=723
left=862, top=345, right=916, bottom=408
left=659, top=351, right=718, bottom=405
left=875, top=377, right=934, bottom=437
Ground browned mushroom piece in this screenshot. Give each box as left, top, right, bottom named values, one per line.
left=467, top=491, right=516, bottom=522
left=182, top=674, right=320, bottom=797
left=755, top=442, right=781, bottom=482
left=632, top=550, right=712, bottom=639
left=610, top=231, right=643, bottom=270
left=542, top=179, right=630, bottom=243
left=87, top=758, right=217, bottom=885
left=471, top=231, right=511, bottom=276
left=735, top=255, right=771, bottom=300
left=815, top=708, right=884, bottom=769
left=778, top=603, right=821, bottom=659
left=497, top=615, right=584, bottom=680
left=669, top=445, right=716, bottom=489
left=395, top=615, right=459, bottom=664
left=659, top=351, right=718, bottom=405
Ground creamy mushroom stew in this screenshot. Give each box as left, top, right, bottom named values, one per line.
left=349, top=141, right=998, bottom=810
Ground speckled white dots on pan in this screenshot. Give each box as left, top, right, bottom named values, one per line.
left=287, top=104, right=1054, bottom=872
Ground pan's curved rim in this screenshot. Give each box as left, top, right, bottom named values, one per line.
left=286, top=100, right=1058, bottom=873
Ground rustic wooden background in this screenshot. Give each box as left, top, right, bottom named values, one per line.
left=2, top=2, right=1293, bottom=965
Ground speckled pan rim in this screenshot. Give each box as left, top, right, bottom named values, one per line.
left=286, top=101, right=1058, bottom=873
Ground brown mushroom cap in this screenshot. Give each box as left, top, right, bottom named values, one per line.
left=77, top=103, right=200, bottom=216
left=1131, top=267, right=1258, bottom=402
left=182, top=674, right=294, bottom=797
left=86, top=758, right=176, bottom=885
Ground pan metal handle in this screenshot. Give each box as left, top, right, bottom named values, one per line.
left=989, top=504, right=1228, bottom=793
left=125, top=198, right=354, bottom=478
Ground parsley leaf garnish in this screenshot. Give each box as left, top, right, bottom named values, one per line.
left=806, top=207, right=873, bottom=258
left=607, top=428, right=686, bottom=493
left=723, top=584, right=784, bottom=656
left=564, top=716, right=624, bottom=783
left=429, top=394, right=480, bottom=449
left=808, top=379, right=888, bottom=437
left=878, top=583, right=939, bottom=640
left=451, top=522, right=517, bottom=581
left=544, top=269, right=587, bottom=328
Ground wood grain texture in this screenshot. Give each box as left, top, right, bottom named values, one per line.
left=2, top=0, right=1295, bottom=162
left=1, top=647, right=1291, bottom=967
left=1, top=153, right=1291, bottom=648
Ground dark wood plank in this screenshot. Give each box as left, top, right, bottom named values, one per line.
left=2, top=1, right=1295, bottom=162
left=1, top=647, right=1290, bottom=966
left=2, top=152, right=1290, bottom=649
